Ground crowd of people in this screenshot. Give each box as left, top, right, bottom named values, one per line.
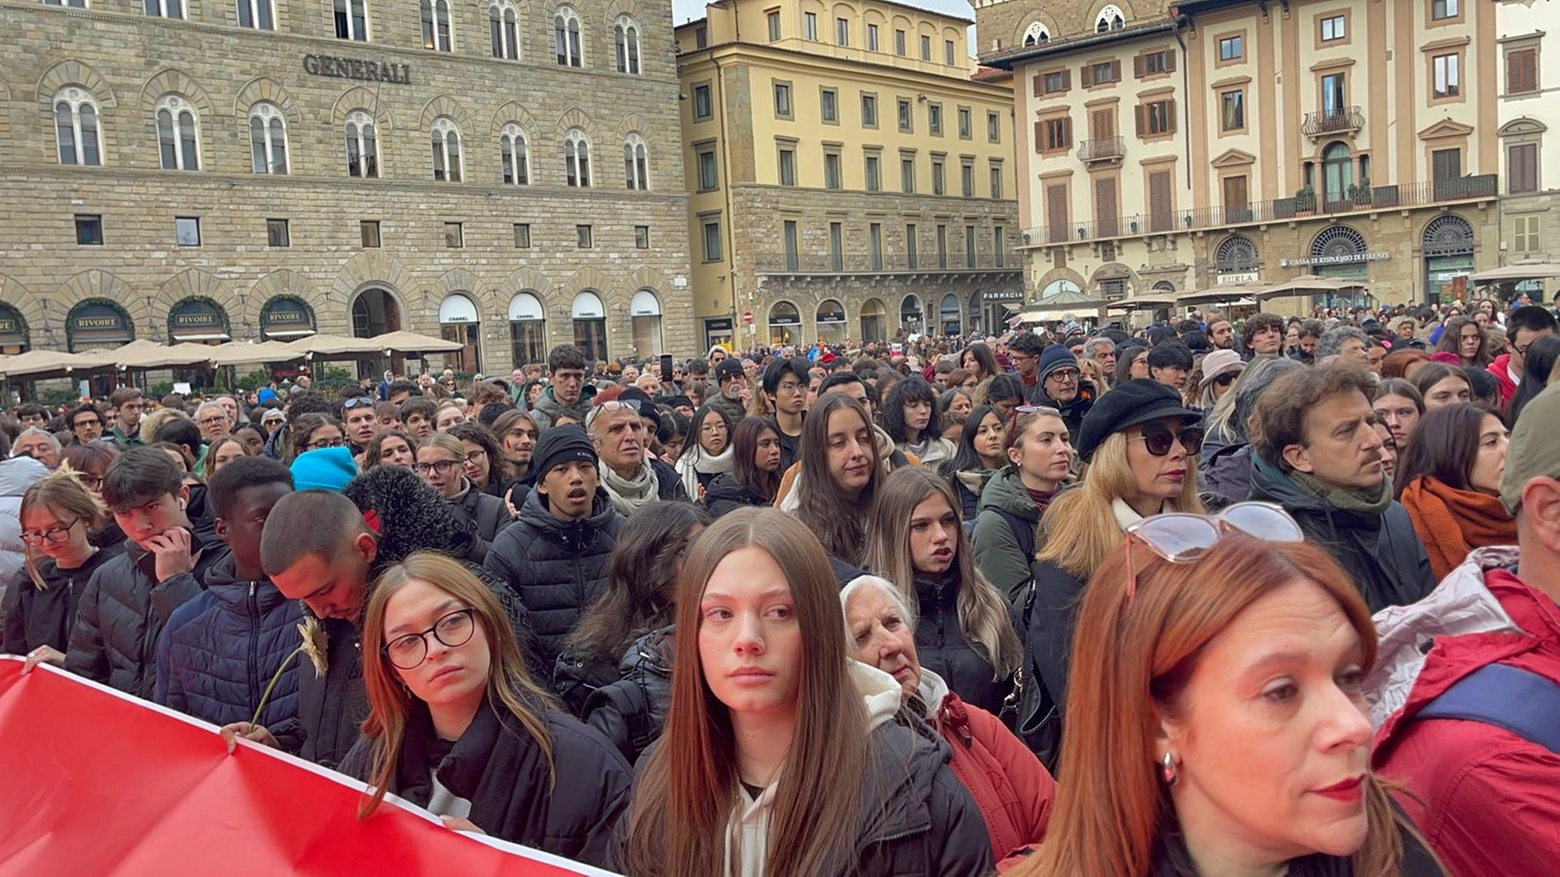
left=3, top=293, right=1559, bottom=875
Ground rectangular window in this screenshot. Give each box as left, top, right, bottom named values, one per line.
left=361, top=220, right=381, bottom=248
left=75, top=214, right=103, bottom=246
left=1043, top=71, right=1068, bottom=94
left=1514, top=215, right=1541, bottom=253
left=965, top=224, right=976, bottom=267
left=945, top=40, right=955, bottom=66
left=936, top=224, right=948, bottom=268
left=773, top=81, right=792, bottom=117
left=958, top=107, right=972, bottom=139
left=693, top=84, right=713, bottom=120
left=894, top=29, right=906, bottom=56
left=334, top=0, right=368, bottom=40
left=778, top=145, right=797, bottom=186
left=867, top=23, right=879, bottom=51
left=1086, top=60, right=1121, bottom=85
left=266, top=218, right=290, bottom=247
left=900, top=155, right=915, bottom=193
left=821, top=88, right=839, bottom=123
left=1320, top=15, right=1345, bottom=41
left=861, top=93, right=878, bottom=127
left=766, top=9, right=781, bottom=41
left=920, top=34, right=931, bottom=60
left=994, top=225, right=1005, bottom=267
left=829, top=222, right=843, bottom=271
left=1141, top=50, right=1169, bottom=75
left=869, top=223, right=883, bottom=270
left=864, top=153, right=881, bottom=191
left=702, top=218, right=723, bottom=261
left=1432, top=0, right=1458, bottom=21
left=783, top=221, right=798, bottom=270
left=961, top=159, right=975, bottom=197
left=695, top=26, right=707, bottom=48
left=824, top=151, right=842, bottom=190
left=1433, top=53, right=1461, bottom=98
left=906, top=224, right=918, bottom=269
left=928, top=103, right=943, bottom=135
left=1140, top=100, right=1175, bottom=136
left=931, top=156, right=945, bottom=195
left=988, top=162, right=1002, bottom=199
left=1046, top=184, right=1068, bottom=242
left=1220, top=89, right=1245, bottom=132
left=175, top=216, right=201, bottom=247
left=697, top=147, right=718, bottom=190
left=1508, top=48, right=1538, bottom=95
left=1508, top=143, right=1539, bottom=194
left=804, top=11, right=817, bottom=40
left=987, top=111, right=1000, bottom=143
left=577, top=224, right=593, bottom=247
left=1322, top=73, right=1347, bottom=114
left=1040, top=117, right=1072, bottom=151
left=513, top=223, right=531, bottom=248
left=1433, top=147, right=1462, bottom=180
left=444, top=221, right=463, bottom=248
left=1219, top=35, right=1243, bottom=61
left=898, top=98, right=912, bottom=132
left=836, top=17, right=849, bottom=46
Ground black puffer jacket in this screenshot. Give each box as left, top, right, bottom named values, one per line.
left=582, top=625, right=673, bottom=764
left=484, top=487, right=623, bottom=684
left=1021, top=559, right=1089, bottom=772
left=551, top=644, right=623, bottom=718
left=1248, top=455, right=1434, bottom=612
left=651, top=458, right=692, bottom=503
left=702, top=473, right=770, bottom=517
left=1028, top=380, right=1096, bottom=439
left=445, top=478, right=512, bottom=562
left=911, top=573, right=1016, bottom=719
left=64, top=535, right=229, bottom=699
left=340, top=695, right=631, bottom=870
left=2, top=550, right=118, bottom=655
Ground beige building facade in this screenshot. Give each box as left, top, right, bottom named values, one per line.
left=676, top=0, right=1022, bottom=351
left=1496, top=0, right=1560, bottom=285
left=0, top=0, right=693, bottom=372
left=981, top=0, right=1503, bottom=316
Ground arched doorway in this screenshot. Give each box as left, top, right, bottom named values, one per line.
left=66, top=299, right=134, bottom=352
left=938, top=293, right=962, bottom=336
left=259, top=295, right=316, bottom=340
left=1309, top=225, right=1371, bottom=308
left=0, top=303, right=31, bottom=355
left=571, top=290, right=607, bottom=362
left=859, top=297, right=886, bottom=343
left=168, top=298, right=230, bottom=344
left=350, top=287, right=402, bottom=378
left=815, top=299, right=846, bottom=346
left=438, top=292, right=482, bottom=374
left=508, top=292, right=546, bottom=366
left=1215, top=234, right=1260, bottom=284
left=899, top=294, right=923, bottom=334
left=1321, top=142, right=1353, bottom=209
left=630, top=289, right=663, bottom=357
left=1422, top=215, right=1475, bottom=305
left=767, top=300, right=800, bottom=347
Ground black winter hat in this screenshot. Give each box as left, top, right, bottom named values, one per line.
left=530, top=424, right=598, bottom=481
left=1036, top=345, right=1080, bottom=382
left=1074, top=379, right=1201, bottom=463
left=713, top=358, right=746, bottom=384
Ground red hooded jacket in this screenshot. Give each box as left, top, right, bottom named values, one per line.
left=1372, top=568, right=1560, bottom=876
left=1487, top=354, right=1519, bottom=409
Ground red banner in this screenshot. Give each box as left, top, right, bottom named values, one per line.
left=0, top=656, right=613, bottom=876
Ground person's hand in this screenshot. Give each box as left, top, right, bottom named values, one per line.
left=21, top=645, right=64, bottom=674
left=148, top=527, right=195, bottom=581
left=219, top=722, right=279, bottom=754
left=504, top=487, right=521, bottom=518
left=698, top=483, right=707, bottom=503
left=440, top=816, right=486, bottom=835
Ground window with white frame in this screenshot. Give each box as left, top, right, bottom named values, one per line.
left=345, top=110, right=379, bottom=177
left=248, top=102, right=288, bottom=174
left=53, top=88, right=103, bottom=167
left=489, top=1, right=518, bottom=58
left=236, top=0, right=274, bottom=29
left=623, top=134, right=649, bottom=190
left=155, top=95, right=200, bottom=171
left=1096, top=4, right=1124, bottom=32
left=500, top=124, right=530, bottom=184
left=555, top=6, right=582, bottom=66
left=45, top=0, right=89, bottom=6
left=615, top=16, right=640, bottom=74
left=430, top=117, right=463, bottom=182
left=334, top=0, right=368, bottom=40
left=1022, top=22, right=1050, bottom=46
left=144, top=0, right=185, bottom=18
left=420, top=0, right=452, bottom=50
left=565, top=127, right=591, bottom=186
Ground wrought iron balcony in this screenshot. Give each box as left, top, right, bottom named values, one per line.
left=1076, top=136, right=1125, bottom=163
left=1302, top=106, right=1365, bottom=138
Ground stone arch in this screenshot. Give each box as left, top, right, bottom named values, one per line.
left=491, top=101, right=539, bottom=136
left=139, top=68, right=214, bottom=118
left=627, top=265, right=675, bottom=297
left=614, top=112, right=653, bottom=141
left=419, top=94, right=472, bottom=133
left=233, top=78, right=304, bottom=126
left=331, top=251, right=413, bottom=308
left=1089, top=262, right=1139, bottom=295
left=331, top=86, right=394, bottom=129
left=603, top=0, right=644, bottom=24
left=0, top=274, right=48, bottom=348
left=555, top=106, right=596, bottom=136
left=57, top=270, right=141, bottom=333
left=499, top=266, right=555, bottom=298
left=564, top=266, right=618, bottom=309
left=246, top=269, right=325, bottom=331
left=151, top=270, right=230, bottom=338
left=1033, top=266, right=1087, bottom=297
left=1013, top=13, right=1059, bottom=48
left=37, top=60, right=118, bottom=109
left=431, top=268, right=491, bottom=320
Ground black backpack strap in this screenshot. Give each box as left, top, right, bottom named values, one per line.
left=1414, top=662, right=1560, bottom=754
left=990, top=506, right=1037, bottom=565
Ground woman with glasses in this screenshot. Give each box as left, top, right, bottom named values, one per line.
left=1011, top=507, right=1442, bottom=877
left=944, top=404, right=1008, bottom=521
left=972, top=407, right=1073, bottom=604
left=1395, top=404, right=1515, bottom=581
left=3, top=470, right=116, bottom=664
left=60, top=444, right=126, bottom=551
left=1508, top=334, right=1560, bottom=424
left=1113, top=345, right=1151, bottom=388
left=447, top=422, right=505, bottom=497
left=363, top=430, right=416, bottom=473
left=285, top=413, right=345, bottom=464
left=862, top=468, right=1021, bottom=718
left=415, top=434, right=510, bottom=563
left=883, top=376, right=956, bottom=471
left=674, top=406, right=735, bottom=503
left=1025, top=380, right=1205, bottom=769
left=341, top=551, right=631, bottom=866
left=1193, top=350, right=1244, bottom=412
left=621, top=508, right=992, bottom=876
left=703, top=416, right=782, bottom=517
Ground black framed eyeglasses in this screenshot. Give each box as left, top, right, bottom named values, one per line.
left=305, top=437, right=346, bottom=450
left=414, top=459, right=461, bottom=475
left=21, top=519, right=80, bottom=545
left=1133, top=423, right=1203, bottom=457
left=381, top=607, right=477, bottom=669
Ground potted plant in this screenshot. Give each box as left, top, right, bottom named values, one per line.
left=1294, top=186, right=1316, bottom=214
left=1349, top=178, right=1372, bottom=206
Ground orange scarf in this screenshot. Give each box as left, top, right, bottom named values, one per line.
left=1400, top=476, right=1518, bottom=581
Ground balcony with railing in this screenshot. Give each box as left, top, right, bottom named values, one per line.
left=1077, top=136, right=1125, bottom=164
left=1019, top=174, right=1498, bottom=248
left=753, top=252, right=1021, bottom=275
left=1302, top=106, right=1365, bottom=139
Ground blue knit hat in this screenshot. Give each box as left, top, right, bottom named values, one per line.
left=289, top=446, right=359, bottom=493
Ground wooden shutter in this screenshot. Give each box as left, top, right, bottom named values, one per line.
left=1134, top=105, right=1145, bottom=137
left=1062, top=117, right=1072, bottom=147
left=1167, top=99, right=1178, bottom=133
left=1092, top=108, right=1115, bottom=140
left=1506, top=49, right=1536, bottom=94
left=1046, top=184, right=1068, bottom=242
left=1034, top=73, right=1045, bottom=97
left=1148, top=170, right=1172, bottom=232
left=1034, top=121, right=1045, bottom=152
left=1111, top=60, right=1122, bottom=82
left=1165, top=49, right=1177, bottom=72
left=1509, top=143, right=1538, bottom=194
left=1061, top=69, right=1071, bottom=90
left=1081, top=64, right=1093, bottom=87
left=1133, top=54, right=1144, bottom=78
left=1095, top=178, right=1119, bottom=237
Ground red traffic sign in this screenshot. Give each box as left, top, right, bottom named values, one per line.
left=741, top=311, right=754, bottom=323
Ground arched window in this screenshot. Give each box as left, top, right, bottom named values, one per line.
left=623, top=133, right=648, bottom=190
left=1215, top=234, right=1259, bottom=273
left=237, top=0, right=274, bottom=29
left=420, top=0, right=452, bottom=50
left=489, top=1, right=518, bottom=59
left=1322, top=141, right=1353, bottom=205
left=345, top=110, right=379, bottom=178
left=1422, top=215, right=1475, bottom=258
left=248, top=102, right=288, bottom=174
left=1095, top=4, right=1124, bottom=32
left=334, top=0, right=369, bottom=40
left=430, top=117, right=462, bottom=182
left=1310, top=225, right=1367, bottom=260
left=564, top=128, right=591, bottom=187
left=615, top=16, right=641, bottom=74
left=54, top=88, right=103, bottom=167
left=555, top=6, right=582, bottom=67
left=1022, top=22, right=1049, bottom=45
left=155, top=95, right=200, bottom=171
left=500, top=124, right=530, bottom=185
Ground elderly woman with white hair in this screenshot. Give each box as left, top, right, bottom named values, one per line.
left=841, top=573, right=1057, bottom=868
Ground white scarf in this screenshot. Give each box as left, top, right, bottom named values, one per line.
left=600, top=459, right=659, bottom=515
left=676, top=443, right=734, bottom=500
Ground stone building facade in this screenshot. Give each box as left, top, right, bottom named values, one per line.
left=0, top=0, right=693, bottom=371
left=1496, top=0, right=1560, bottom=286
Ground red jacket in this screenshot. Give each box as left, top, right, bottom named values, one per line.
left=1373, top=568, right=1560, bottom=876
left=931, top=689, right=1056, bottom=870
left=1487, top=354, right=1519, bottom=408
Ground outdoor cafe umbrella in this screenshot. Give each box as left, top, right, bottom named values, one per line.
left=0, top=348, right=118, bottom=381
left=284, top=334, right=384, bottom=359
left=369, top=330, right=464, bottom=354
left=1253, top=274, right=1366, bottom=301
left=112, top=342, right=223, bottom=370
left=208, top=340, right=307, bottom=367
left=1016, top=289, right=1108, bottom=323
left=1106, top=292, right=1181, bottom=312
left=1176, top=284, right=1265, bottom=306
left=1467, top=260, right=1560, bottom=284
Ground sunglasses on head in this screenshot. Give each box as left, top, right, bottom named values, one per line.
left=1125, top=502, right=1304, bottom=602
left=1134, top=422, right=1203, bottom=456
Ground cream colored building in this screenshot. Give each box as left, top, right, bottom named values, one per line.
left=980, top=0, right=1502, bottom=315
left=1496, top=0, right=1560, bottom=278
left=676, top=0, right=1022, bottom=351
